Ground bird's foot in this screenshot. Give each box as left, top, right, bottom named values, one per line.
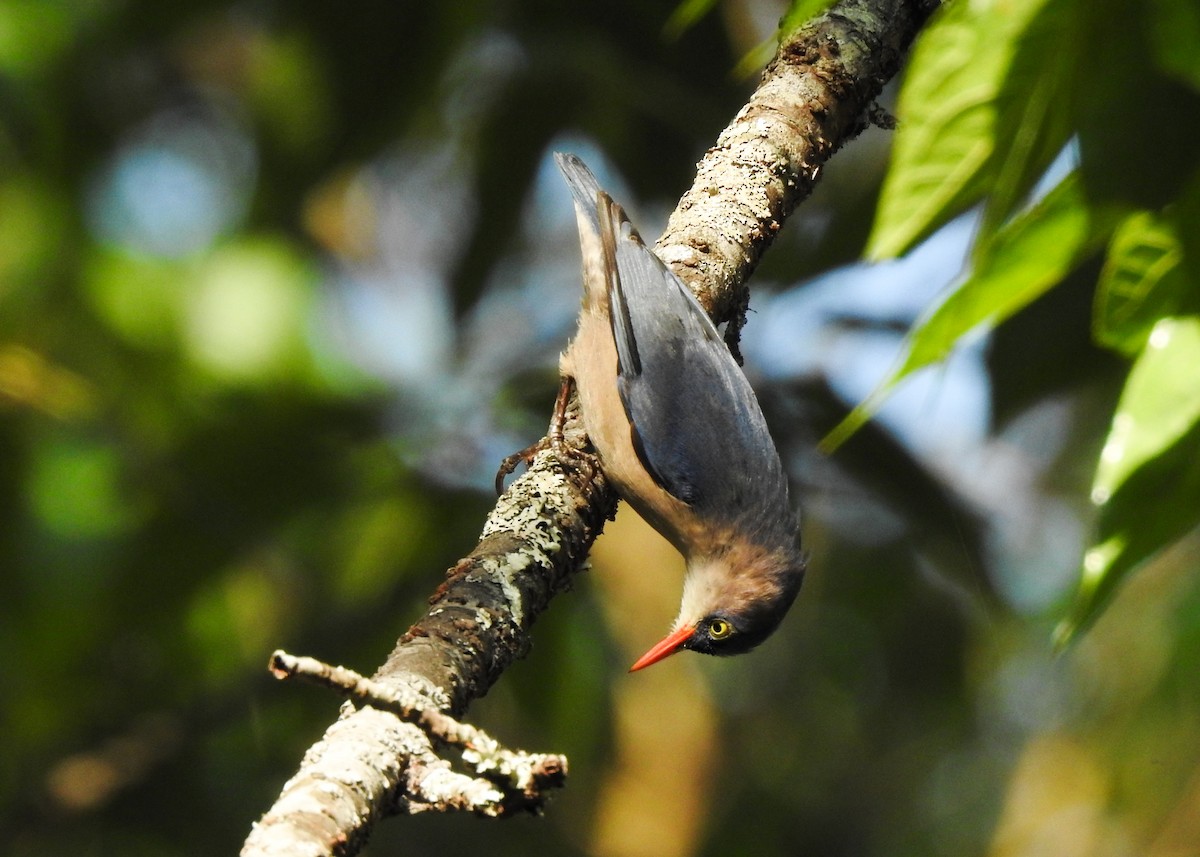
left=495, top=438, right=547, bottom=495
left=548, top=376, right=599, bottom=490
left=495, top=376, right=599, bottom=495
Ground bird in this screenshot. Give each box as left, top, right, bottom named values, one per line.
left=553, top=153, right=805, bottom=672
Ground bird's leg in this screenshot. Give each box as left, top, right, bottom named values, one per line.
left=495, top=436, right=546, bottom=495
left=547, top=374, right=573, bottom=456
left=548, top=375, right=600, bottom=489
left=495, top=376, right=597, bottom=495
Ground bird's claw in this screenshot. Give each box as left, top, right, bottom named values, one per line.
left=495, top=376, right=600, bottom=495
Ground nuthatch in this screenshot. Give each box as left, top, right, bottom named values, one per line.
left=554, top=153, right=804, bottom=671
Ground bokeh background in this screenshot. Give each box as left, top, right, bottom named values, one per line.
left=3, top=1, right=1199, bottom=855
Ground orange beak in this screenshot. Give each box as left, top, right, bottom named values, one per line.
left=629, top=625, right=694, bottom=672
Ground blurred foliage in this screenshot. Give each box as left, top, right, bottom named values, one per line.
left=1, top=0, right=1199, bottom=856
left=830, top=0, right=1200, bottom=643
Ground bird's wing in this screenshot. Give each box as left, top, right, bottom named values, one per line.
left=556, top=152, right=790, bottom=521
left=556, top=153, right=604, bottom=249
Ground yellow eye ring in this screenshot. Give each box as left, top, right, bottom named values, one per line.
left=708, top=618, right=733, bottom=640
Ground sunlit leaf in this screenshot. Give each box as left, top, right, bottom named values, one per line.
left=1057, top=321, right=1200, bottom=645
left=976, top=0, right=1078, bottom=253
left=868, top=0, right=1062, bottom=260
left=1093, top=211, right=1188, bottom=356
left=825, top=173, right=1111, bottom=450
left=1091, top=317, right=1200, bottom=505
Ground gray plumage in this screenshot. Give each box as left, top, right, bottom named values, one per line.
left=556, top=153, right=795, bottom=545
left=555, top=152, right=804, bottom=669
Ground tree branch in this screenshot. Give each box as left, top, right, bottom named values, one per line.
left=268, top=651, right=567, bottom=814
left=242, top=2, right=938, bottom=854
left=657, top=0, right=939, bottom=352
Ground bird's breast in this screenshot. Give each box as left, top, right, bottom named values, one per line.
left=563, top=309, right=704, bottom=556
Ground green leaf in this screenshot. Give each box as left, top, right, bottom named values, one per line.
left=1092, top=317, right=1200, bottom=504
left=664, top=0, right=720, bottom=40
left=731, top=0, right=837, bottom=79
left=1093, top=211, right=1189, bottom=356
left=1072, top=0, right=1200, bottom=210
left=868, top=0, right=1068, bottom=260
left=732, top=39, right=781, bottom=81
left=976, top=0, right=1078, bottom=253
left=1148, top=0, right=1200, bottom=91
left=780, top=0, right=838, bottom=33
left=1057, top=318, right=1200, bottom=645
left=824, top=173, right=1113, bottom=451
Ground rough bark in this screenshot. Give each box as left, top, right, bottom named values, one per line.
left=657, top=0, right=939, bottom=352
left=242, top=1, right=939, bottom=854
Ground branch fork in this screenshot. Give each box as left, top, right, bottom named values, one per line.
left=268, top=650, right=566, bottom=817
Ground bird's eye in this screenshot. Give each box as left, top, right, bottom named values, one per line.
left=707, top=618, right=734, bottom=640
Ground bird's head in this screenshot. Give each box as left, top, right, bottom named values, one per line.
left=629, top=540, right=805, bottom=671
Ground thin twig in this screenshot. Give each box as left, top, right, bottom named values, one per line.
left=269, top=650, right=567, bottom=806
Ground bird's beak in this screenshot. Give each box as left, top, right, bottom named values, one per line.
left=629, top=625, right=693, bottom=672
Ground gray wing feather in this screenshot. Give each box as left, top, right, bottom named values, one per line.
left=556, top=153, right=604, bottom=246
left=556, top=153, right=641, bottom=377
left=556, top=153, right=792, bottom=528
